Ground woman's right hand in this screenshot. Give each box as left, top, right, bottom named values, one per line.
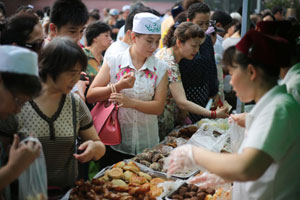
left=8, top=134, right=40, bottom=174
left=117, top=72, right=135, bottom=90
left=216, top=107, right=229, bottom=118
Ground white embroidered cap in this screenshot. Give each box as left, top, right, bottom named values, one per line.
left=132, top=12, right=161, bottom=35
left=0, top=45, right=39, bottom=77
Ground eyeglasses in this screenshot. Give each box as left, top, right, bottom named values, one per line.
left=9, top=90, right=29, bottom=109
left=23, top=40, right=44, bottom=52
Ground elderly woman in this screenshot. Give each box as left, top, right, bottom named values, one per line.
left=16, top=37, right=105, bottom=193
left=166, top=30, right=300, bottom=199
left=83, top=21, right=112, bottom=80
left=0, top=46, right=41, bottom=195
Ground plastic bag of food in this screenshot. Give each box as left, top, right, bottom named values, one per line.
left=18, top=137, right=47, bottom=200
left=187, top=123, right=230, bottom=153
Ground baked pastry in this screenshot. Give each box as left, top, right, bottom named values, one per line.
left=111, top=179, right=127, bottom=187
left=108, top=168, right=124, bottom=179
left=138, top=172, right=152, bottom=181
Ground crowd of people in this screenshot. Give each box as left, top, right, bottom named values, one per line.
left=0, top=0, right=299, bottom=199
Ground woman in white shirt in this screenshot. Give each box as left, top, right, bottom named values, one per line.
left=87, top=13, right=168, bottom=165
left=165, top=30, right=300, bottom=200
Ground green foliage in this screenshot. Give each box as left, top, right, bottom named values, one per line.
left=264, top=0, right=291, bottom=9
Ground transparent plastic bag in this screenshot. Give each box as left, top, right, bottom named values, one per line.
left=228, top=120, right=245, bottom=153
left=187, top=123, right=230, bottom=153
left=18, top=137, right=47, bottom=200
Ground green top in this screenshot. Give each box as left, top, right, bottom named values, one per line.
left=83, top=48, right=101, bottom=77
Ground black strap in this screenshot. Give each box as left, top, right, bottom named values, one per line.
left=70, top=93, right=77, bottom=184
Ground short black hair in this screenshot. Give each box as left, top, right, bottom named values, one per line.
left=125, top=6, right=160, bottom=33
left=0, top=13, right=39, bottom=46
left=50, top=0, right=88, bottom=29
left=85, top=21, right=111, bottom=46
left=39, top=37, right=87, bottom=82
left=183, top=0, right=203, bottom=11
left=187, top=2, right=210, bottom=21
left=262, top=12, right=275, bottom=21
left=211, top=10, right=232, bottom=29
left=272, top=6, right=283, bottom=15
left=89, top=10, right=100, bottom=21
left=1, top=72, right=41, bottom=98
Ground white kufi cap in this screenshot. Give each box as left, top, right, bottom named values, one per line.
left=0, top=45, right=39, bottom=77
left=132, top=12, right=161, bottom=35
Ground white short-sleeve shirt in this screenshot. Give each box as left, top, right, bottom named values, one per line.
left=106, top=48, right=167, bottom=155
left=233, top=85, right=300, bottom=200
left=282, top=62, right=300, bottom=104
left=104, top=40, right=130, bottom=62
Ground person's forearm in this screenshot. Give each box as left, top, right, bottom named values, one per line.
left=93, top=141, right=106, bottom=160
left=0, top=164, right=24, bottom=190
left=87, top=86, right=111, bottom=103
left=177, top=100, right=211, bottom=117
left=192, top=147, right=261, bottom=182
left=130, top=98, right=164, bottom=115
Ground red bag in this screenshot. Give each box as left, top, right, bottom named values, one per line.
left=91, top=84, right=121, bottom=145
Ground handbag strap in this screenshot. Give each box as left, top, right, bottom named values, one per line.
left=70, top=93, right=77, bottom=184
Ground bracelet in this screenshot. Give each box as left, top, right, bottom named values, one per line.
left=211, top=110, right=216, bottom=119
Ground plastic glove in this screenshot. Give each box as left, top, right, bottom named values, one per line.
left=187, top=172, right=228, bottom=189
left=164, top=144, right=197, bottom=177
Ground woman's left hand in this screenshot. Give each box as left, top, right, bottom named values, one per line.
left=73, top=140, right=98, bottom=163
left=109, top=93, right=133, bottom=108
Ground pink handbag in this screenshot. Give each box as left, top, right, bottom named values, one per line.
left=91, top=84, right=121, bottom=145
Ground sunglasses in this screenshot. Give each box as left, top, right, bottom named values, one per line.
left=23, top=40, right=44, bottom=52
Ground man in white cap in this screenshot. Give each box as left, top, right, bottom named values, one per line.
left=0, top=46, right=41, bottom=194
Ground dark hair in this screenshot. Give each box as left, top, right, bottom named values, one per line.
left=164, top=21, right=204, bottom=47
left=222, top=45, right=235, bottom=67
left=89, top=10, right=100, bottom=21
left=16, top=5, right=36, bottom=14
left=211, top=10, right=232, bottom=29
left=183, top=0, right=203, bottom=10
left=125, top=6, right=160, bottom=33
left=262, top=12, right=275, bottom=21
left=43, top=6, right=50, bottom=17
left=85, top=21, right=111, bottom=46
left=36, top=10, right=44, bottom=19
left=1, top=72, right=41, bottom=98
left=233, top=48, right=280, bottom=84
left=0, top=13, right=39, bottom=46
left=39, top=37, right=87, bottom=82
left=272, top=6, right=283, bottom=15
left=50, top=0, right=88, bottom=29
left=187, top=2, right=210, bottom=21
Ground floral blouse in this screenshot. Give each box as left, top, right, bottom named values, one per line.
left=155, top=48, right=182, bottom=140
left=83, top=48, right=101, bottom=78
left=106, top=48, right=167, bottom=155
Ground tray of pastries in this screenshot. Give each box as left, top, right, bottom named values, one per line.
left=69, top=160, right=175, bottom=200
